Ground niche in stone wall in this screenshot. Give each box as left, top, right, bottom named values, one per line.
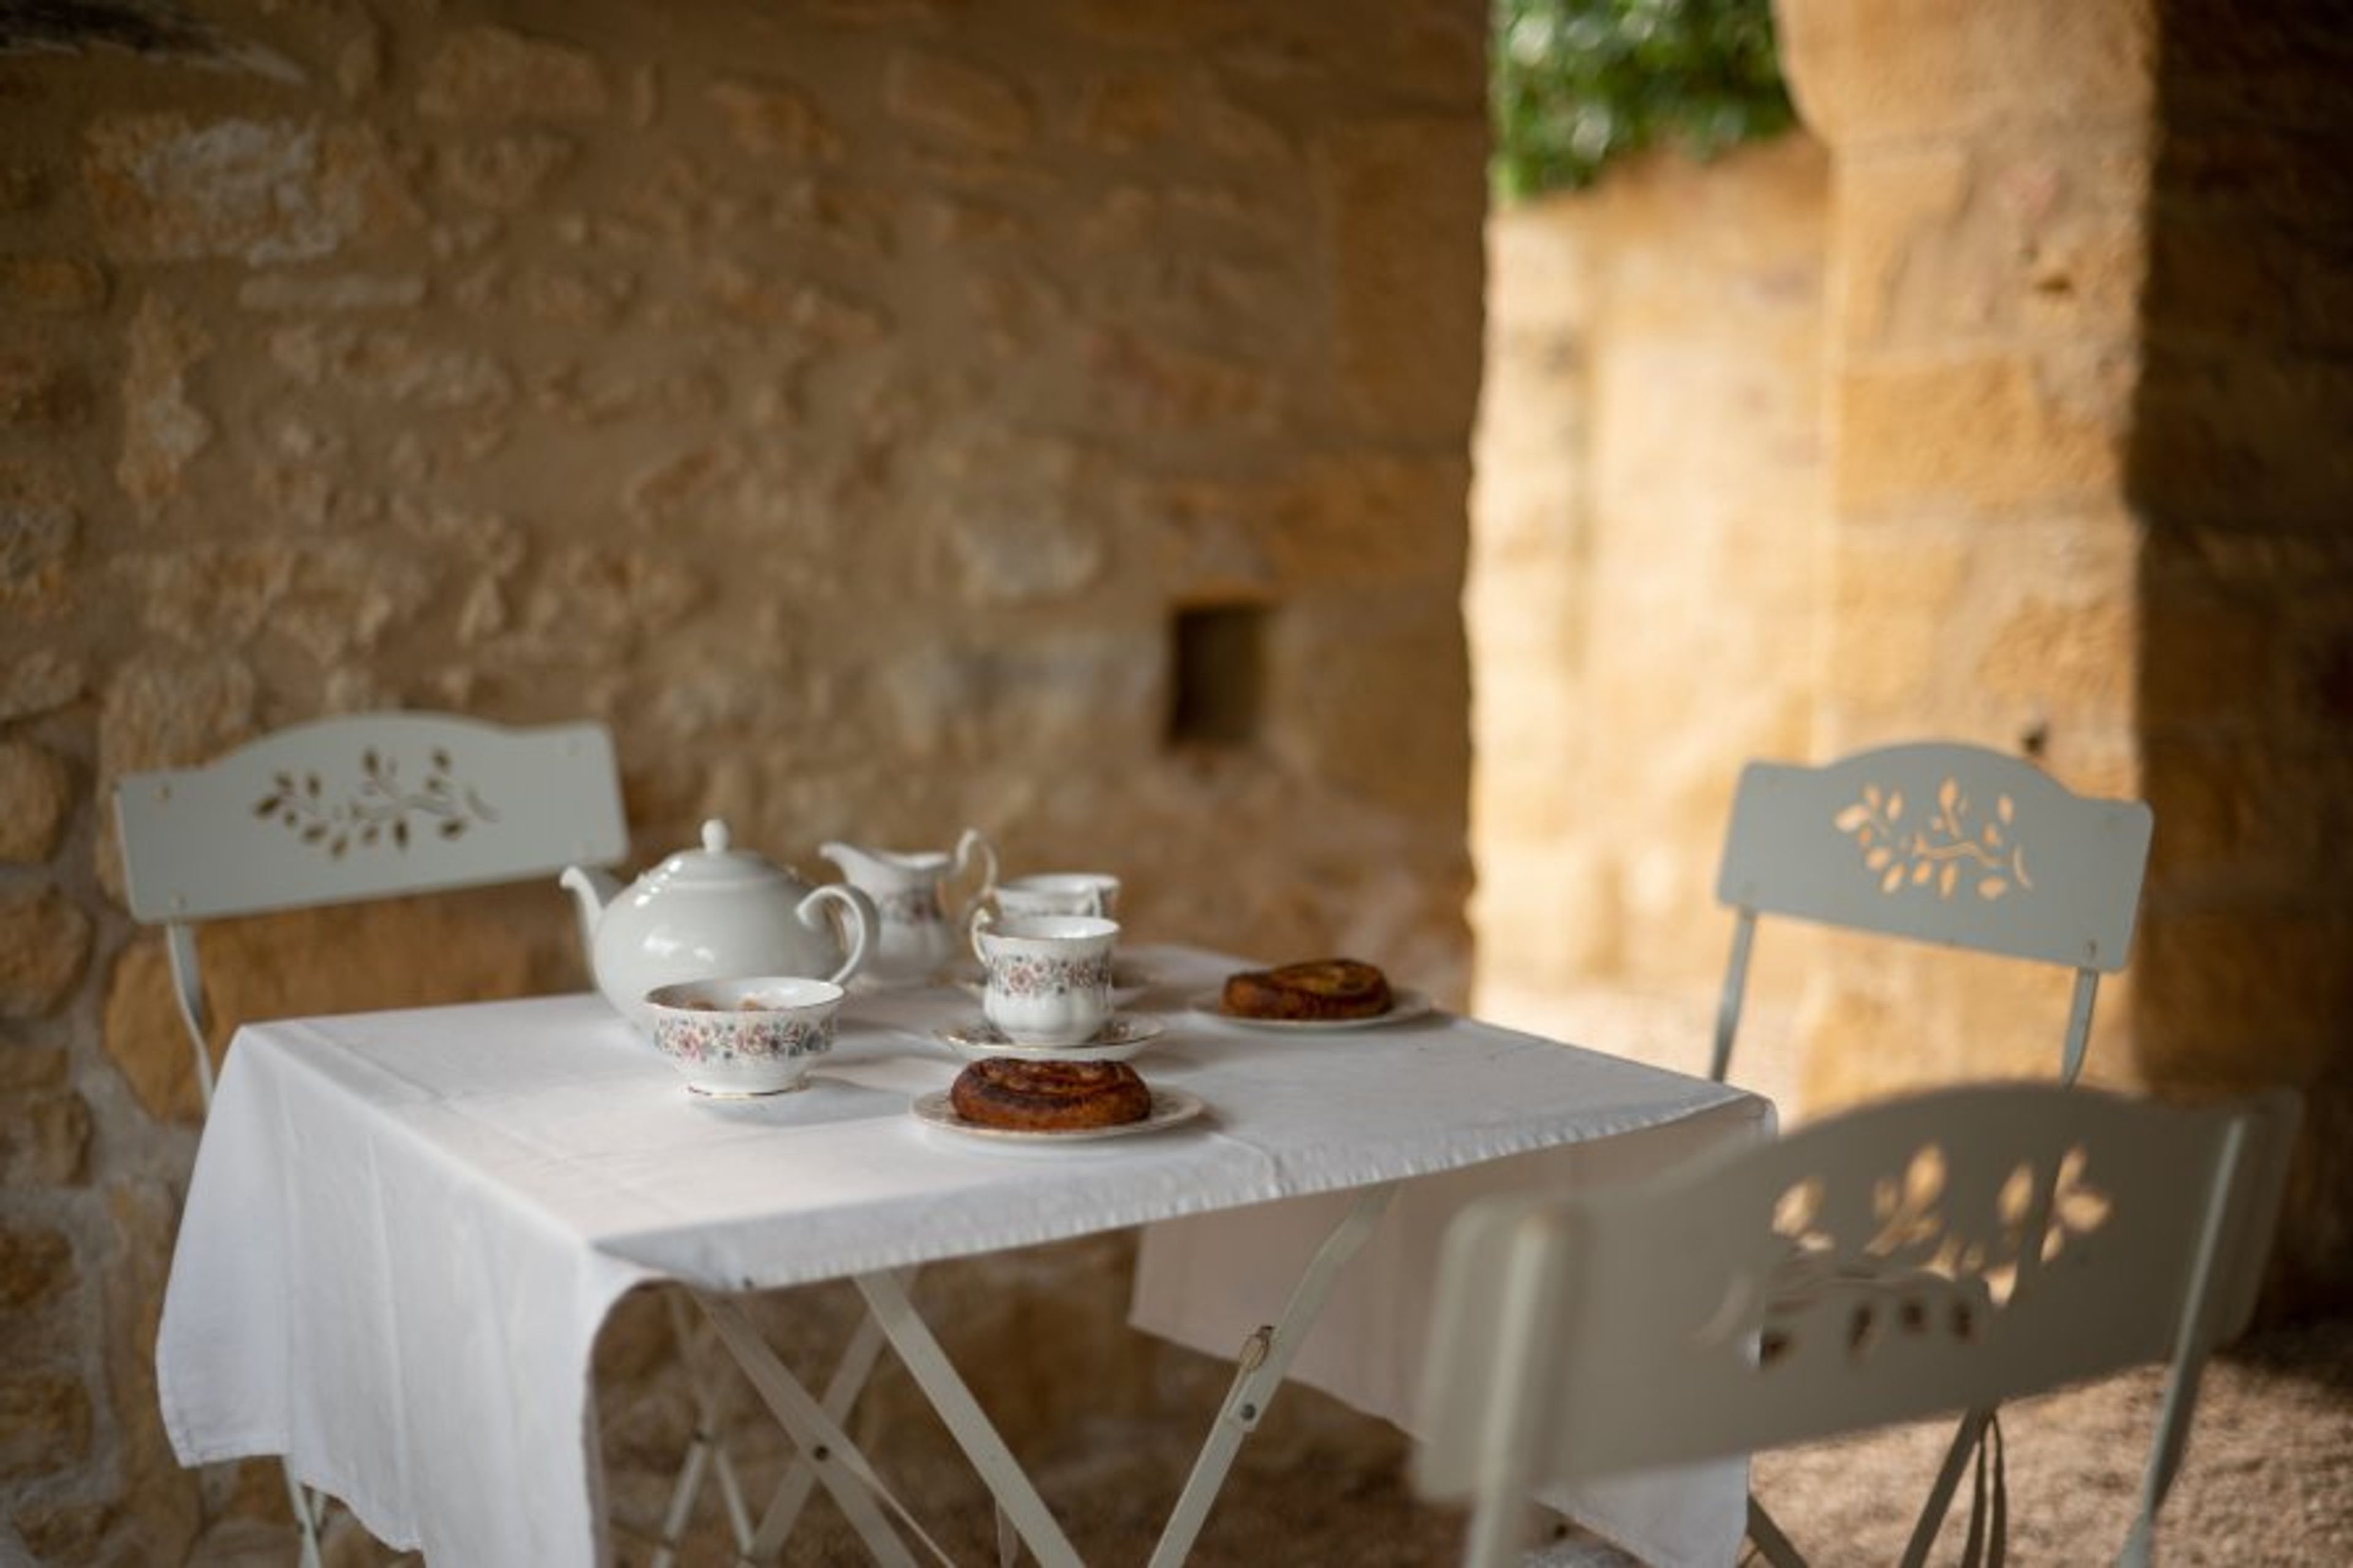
left=1167, top=603, right=1266, bottom=749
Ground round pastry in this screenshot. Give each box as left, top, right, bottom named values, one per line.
left=949, top=1058, right=1153, bottom=1132
left=1220, top=958, right=1393, bottom=1021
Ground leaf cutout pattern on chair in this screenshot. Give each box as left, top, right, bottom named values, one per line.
left=252, top=748, right=500, bottom=860
left=1709, top=1136, right=2115, bottom=1370
left=1832, top=777, right=2031, bottom=901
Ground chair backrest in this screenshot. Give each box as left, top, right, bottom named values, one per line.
left=113, top=711, right=629, bottom=1107
left=1711, top=741, right=2154, bottom=1084
left=1413, top=1082, right=2301, bottom=1568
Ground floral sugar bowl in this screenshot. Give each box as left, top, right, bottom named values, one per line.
left=642, top=976, right=844, bottom=1096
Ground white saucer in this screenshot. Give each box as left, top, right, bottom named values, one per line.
left=937, top=959, right=1153, bottom=1009
left=933, top=1014, right=1165, bottom=1063
left=1187, top=987, right=1436, bottom=1032
left=911, top=1086, right=1205, bottom=1147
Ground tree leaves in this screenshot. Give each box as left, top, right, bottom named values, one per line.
left=1491, top=0, right=1798, bottom=202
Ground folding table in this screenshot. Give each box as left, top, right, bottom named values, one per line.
left=156, top=945, right=1769, bottom=1566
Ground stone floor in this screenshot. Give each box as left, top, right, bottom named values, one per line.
left=585, top=1310, right=2353, bottom=1566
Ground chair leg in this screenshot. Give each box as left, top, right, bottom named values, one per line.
left=1902, top=1406, right=1991, bottom=1568
left=283, top=1461, right=326, bottom=1568
left=1744, top=1493, right=1805, bottom=1568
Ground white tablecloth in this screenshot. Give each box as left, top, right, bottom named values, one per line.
left=157, top=945, right=1767, bottom=1567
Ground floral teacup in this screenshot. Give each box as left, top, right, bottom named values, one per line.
left=969, top=912, right=1119, bottom=1046
left=642, top=975, right=843, bottom=1096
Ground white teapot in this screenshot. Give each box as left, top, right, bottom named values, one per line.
left=561, top=819, right=876, bottom=1032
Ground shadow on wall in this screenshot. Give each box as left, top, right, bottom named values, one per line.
left=2126, top=0, right=2353, bottom=1320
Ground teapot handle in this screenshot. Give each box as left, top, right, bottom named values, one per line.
left=798, top=884, right=877, bottom=988
left=950, top=827, right=999, bottom=930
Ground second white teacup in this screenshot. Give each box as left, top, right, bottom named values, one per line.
left=970, top=911, right=1119, bottom=1046
left=992, top=872, right=1122, bottom=921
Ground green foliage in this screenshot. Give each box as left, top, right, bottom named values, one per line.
left=1492, top=0, right=1798, bottom=203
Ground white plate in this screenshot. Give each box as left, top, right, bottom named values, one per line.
left=911, top=1086, right=1206, bottom=1146
left=1186, top=987, right=1436, bottom=1032
left=936, top=959, right=1153, bottom=1008
left=931, top=1014, right=1167, bottom=1064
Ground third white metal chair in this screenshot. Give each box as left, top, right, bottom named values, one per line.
left=1414, top=1081, right=2302, bottom=1568
left=1711, top=740, right=2154, bottom=1087
left=116, top=712, right=634, bottom=1566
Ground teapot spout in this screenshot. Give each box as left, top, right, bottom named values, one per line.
left=558, top=864, right=623, bottom=961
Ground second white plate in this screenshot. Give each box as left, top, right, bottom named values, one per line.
left=911, top=1086, right=1205, bottom=1146
left=1187, top=987, right=1435, bottom=1032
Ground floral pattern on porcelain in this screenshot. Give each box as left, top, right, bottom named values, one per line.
left=985, top=952, right=1113, bottom=999
left=876, top=887, right=944, bottom=925
left=652, top=1010, right=836, bottom=1068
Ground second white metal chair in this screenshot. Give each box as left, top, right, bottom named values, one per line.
left=1711, top=740, right=2154, bottom=1088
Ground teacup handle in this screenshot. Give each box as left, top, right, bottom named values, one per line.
left=968, top=903, right=996, bottom=968
left=951, top=827, right=999, bottom=930
left=799, top=884, right=876, bottom=987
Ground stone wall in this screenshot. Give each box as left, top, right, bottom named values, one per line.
left=1468, top=134, right=1828, bottom=1083
left=2131, top=0, right=2353, bottom=1312
left=0, top=1, right=1487, bottom=1558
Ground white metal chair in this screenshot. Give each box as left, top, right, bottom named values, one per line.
left=1711, top=741, right=2155, bottom=1087
left=116, top=712, right=631, bottom=1566
left=1413, top=1081, right=2302, bottom=1568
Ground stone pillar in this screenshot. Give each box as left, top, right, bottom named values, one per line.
left=1779, top=0, right=2351, bottom=1316
left=1773, top=0, right=2158, bottom=1104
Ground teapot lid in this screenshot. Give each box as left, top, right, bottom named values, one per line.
left=645, top=819, right=803, bottom=892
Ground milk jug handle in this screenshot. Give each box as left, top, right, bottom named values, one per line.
left=951, top=828, right=999, bottom=928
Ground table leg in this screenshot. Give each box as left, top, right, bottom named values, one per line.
left=1147, top=1181, right=1402, bottom=1568
left=853, top=1269, right=1086, bottom=1568
left=746, top=1306, right=893, bottom=1561
left=651, top=1289, right=754, bottom=1568
left=696, top=1294, right=925, bottom=1568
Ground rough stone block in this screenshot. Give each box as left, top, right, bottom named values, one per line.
left=1837, top=349, right=2129, bottom=512
left=1271, top=586, right=1469, bottom=821
left=235, top=271, right=426, bottom=311
left=1082, top=328, right=1271, bottom=432
left=1975, top=591, right=2132, bottom=712
left=2136, top=908, right=2350, bottom=1085
left=441, top=131, right=577, bottom=210
left=1317, top=116, right=1485, bottom=438
left=0, top=1094, right=91, bottom=1187
left=884, top=50, right=1033, bottom=151
left=1778, top=0, right=2153, bottom=146
left=2142, top=739, right=2341, bottom=897
left=0, top=257, right=108, bottom=315
left=0, top=1225, right=75, bottom=1311
left=2140, top=581, right=2278, bottom=733
left=0, top=1373, right=91, bottom=1475
left=0, top=884, right=91, bottom=1018
left=0, top=491, right=76, bottom=613
left=0, top=743, right=71, bottom=864
left=0, top=352, right=86, bottom=429
left=1822, top=529, right=1971, bottom=710
left=267, top=322, right=514, bottom=409
left=708, top=79, right=841, bottom=162
left=118, top=294, right=214, bottom=519
left=417, top=26, right=609, bottom=121
left=84, top=115, right=419, bottom=263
